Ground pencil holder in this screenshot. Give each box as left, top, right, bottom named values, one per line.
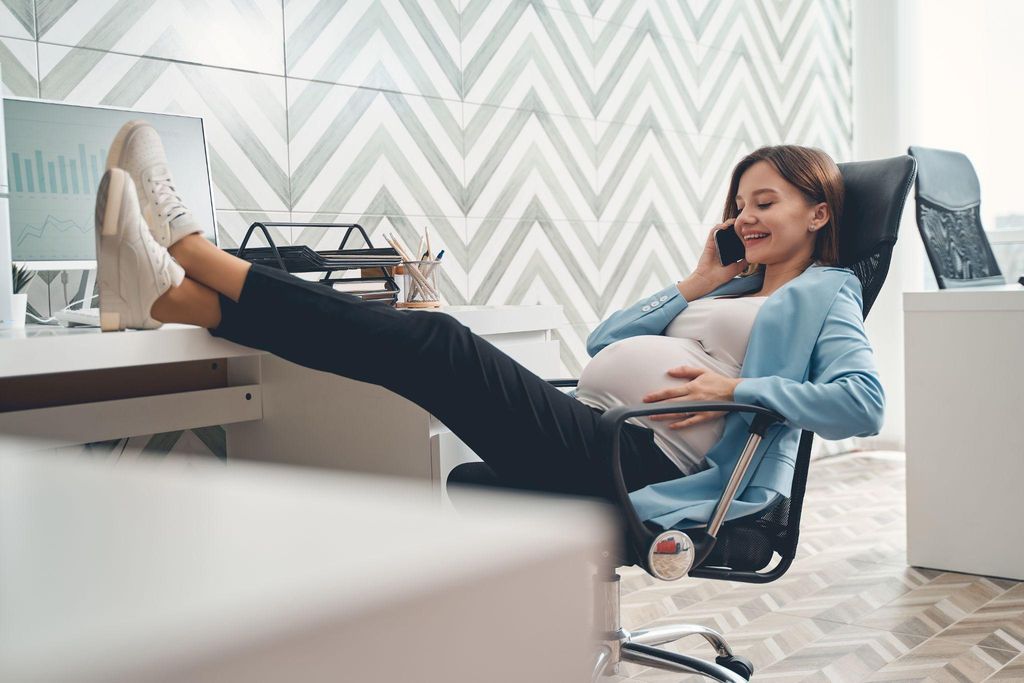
left=396, top=260, right=442, bottom=308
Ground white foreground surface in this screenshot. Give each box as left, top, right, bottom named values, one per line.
left=0, top=453, right=612, bottom=682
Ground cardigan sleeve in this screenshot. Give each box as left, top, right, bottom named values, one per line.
left=585, top=284, right=689, bottom=357
left=732, top=276, right=885, bottom=439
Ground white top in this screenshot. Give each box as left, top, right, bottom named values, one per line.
left=576, top=296, right=768, bottom=474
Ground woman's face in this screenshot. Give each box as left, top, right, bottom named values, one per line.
left=733, top=160, right=829, bottom=267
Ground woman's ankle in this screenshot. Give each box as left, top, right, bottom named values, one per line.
left=167, top=233, right=206, bottom=272
left=166, top=234, right=250, bottom=303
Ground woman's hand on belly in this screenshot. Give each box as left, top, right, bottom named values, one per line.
left=643, top=365, right=742, bottom=430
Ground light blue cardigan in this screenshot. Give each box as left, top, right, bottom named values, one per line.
left=584, top=265, right=884, bottom=530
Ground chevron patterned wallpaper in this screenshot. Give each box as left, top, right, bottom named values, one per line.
left=5, top=0, right=854, bottom=458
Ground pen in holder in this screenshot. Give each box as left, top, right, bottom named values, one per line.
left=396, top=260, right=442, bottom=308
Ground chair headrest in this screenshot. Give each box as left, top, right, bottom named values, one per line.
left=836, top=156, right=917, bottom=266
left=908, top=146, right=981, bottom=210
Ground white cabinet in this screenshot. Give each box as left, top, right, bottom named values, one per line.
left=904, top=286, right=1024, bottom=580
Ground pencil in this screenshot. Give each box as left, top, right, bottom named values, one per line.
left=384, top=233, right=438, bottom=300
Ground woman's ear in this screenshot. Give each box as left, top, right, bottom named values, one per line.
left=810, top=202, right=830, bottom=230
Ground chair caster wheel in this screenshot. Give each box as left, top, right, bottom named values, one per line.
left=715, top=654, right=754, bottom=680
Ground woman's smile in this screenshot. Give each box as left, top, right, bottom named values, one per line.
left=742, top=230, right=770, bottom=244
left=741, top=229, right=771, bottom=254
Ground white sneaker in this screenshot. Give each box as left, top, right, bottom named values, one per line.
left=106, top=120, right=202, bottom=248
left=95, top=168, right=185, bottom=331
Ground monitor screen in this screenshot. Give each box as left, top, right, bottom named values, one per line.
left=4, top=98, right=217, bottom=265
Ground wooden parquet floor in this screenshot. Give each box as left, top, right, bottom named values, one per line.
left=615, top=452, right=1024, bottom=682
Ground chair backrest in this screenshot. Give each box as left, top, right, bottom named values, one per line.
left=692, top=155, right=917, bottom=583
left=837, top=156, right=919, bottom=313
left=907, top=146, right=1004, bottom=289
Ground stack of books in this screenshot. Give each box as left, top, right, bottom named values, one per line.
left=326, top=272, right=400, bottom=302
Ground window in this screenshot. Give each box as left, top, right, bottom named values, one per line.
left=913, top=0, right=1024, bottom=280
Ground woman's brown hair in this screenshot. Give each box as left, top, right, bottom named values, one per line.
left=722, top=145, right=844, bottom=272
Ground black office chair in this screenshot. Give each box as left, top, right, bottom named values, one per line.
left=449, top=155, right=917, bottom=682
left=907, top=146, right=1004, bottom=288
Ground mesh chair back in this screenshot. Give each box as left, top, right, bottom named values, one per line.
left=908, top=146, right=1003, bottom=288
left=694, top=155, right=917, bottom=581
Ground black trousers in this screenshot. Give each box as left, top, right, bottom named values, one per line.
left=211, top=264, right=682, bottom=499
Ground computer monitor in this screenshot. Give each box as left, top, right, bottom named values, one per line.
left=4, top=98, right=217, bottom=270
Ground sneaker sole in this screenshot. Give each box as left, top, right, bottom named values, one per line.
left=96, top=170, right=126, bottom=332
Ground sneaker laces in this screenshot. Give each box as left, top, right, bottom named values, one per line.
left=146, top=168, right=191, bottom=225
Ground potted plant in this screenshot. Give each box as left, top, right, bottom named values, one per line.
left=11, top=264, right=32, bottom=327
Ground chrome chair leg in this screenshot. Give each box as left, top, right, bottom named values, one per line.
left=591, top=571, right=752, bottom=681
left=591, top=645, right=613, bottom=682
left=621, top=642, right=746, bottom=683
left=627, top=623, right=734, bottom=657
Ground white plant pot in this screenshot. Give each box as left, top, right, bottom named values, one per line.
left=10, top=292, right=26, bottom=328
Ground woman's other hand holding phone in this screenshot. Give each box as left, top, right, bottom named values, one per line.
left=676, top=220, right=748, bottom=301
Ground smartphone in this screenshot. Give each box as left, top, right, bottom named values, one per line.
left=714, top=225, right=746, bottom=266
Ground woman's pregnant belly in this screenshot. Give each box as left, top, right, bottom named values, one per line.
left=575, top=336, right=739, bottom=474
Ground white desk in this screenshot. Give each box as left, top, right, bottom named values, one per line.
left=904, top=285, right=1024, bottom=579
left=0, top=452, right=611, bottom=682
left=0, top=305, right=564, bottom=494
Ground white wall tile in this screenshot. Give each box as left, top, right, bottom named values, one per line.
left=463, top=101, right=597, bottom=222
left=38, top=45, right=290, bottom=212
left=0, top=36, right=37, bottom=95
left=592, top=15, right=704, bottom=133
left=466, top=216, right=600, bottom=322
left=0, top=0, right=32, bottom=39
left=285, top=0, right=461, bottom=100
left=461, top=1, right=595, bottom=118
left=37, top=0, right=285, bottom=74
left=288, top=78, right=463, bottom=218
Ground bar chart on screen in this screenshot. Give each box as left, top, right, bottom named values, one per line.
left=7, top=145, right=104, bottom=262
left=8, top=144, right=106, bottom=259
left=10, top=145, right=107, bottom=196
left=5, top=111, right=122, bottom=261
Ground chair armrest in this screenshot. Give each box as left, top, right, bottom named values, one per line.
left=546, top=378, right=580, bottom=388
left=597, top=402, right=784, bottom=577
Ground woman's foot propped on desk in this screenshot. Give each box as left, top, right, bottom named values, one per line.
left=95, top=168, right=185, bottom=331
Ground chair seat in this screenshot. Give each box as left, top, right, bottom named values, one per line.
left=700, top=521, right=779, bottom=572
left=449, top=461, right=779, bottom=573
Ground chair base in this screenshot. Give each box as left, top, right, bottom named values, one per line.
left=592, top=572, right=751, bottom=683
left=593, top=634, right=751, bottom=683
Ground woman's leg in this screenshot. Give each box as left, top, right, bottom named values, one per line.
left=148, top=234, right=253, bottom=326
left=150, top=277, right=222, bottom=328
left=158, top=259, right=681, bottom=498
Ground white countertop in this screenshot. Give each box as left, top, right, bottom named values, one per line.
left=903, top=284, right=1024, bottom=312
left=0, top=305, right=564, bottom=378
left=0, top=452, right=611, bottom=681
left=0, top=324, right=259, bottom=378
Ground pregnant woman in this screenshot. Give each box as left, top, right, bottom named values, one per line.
left=95, top=124, right=883, bottom=527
